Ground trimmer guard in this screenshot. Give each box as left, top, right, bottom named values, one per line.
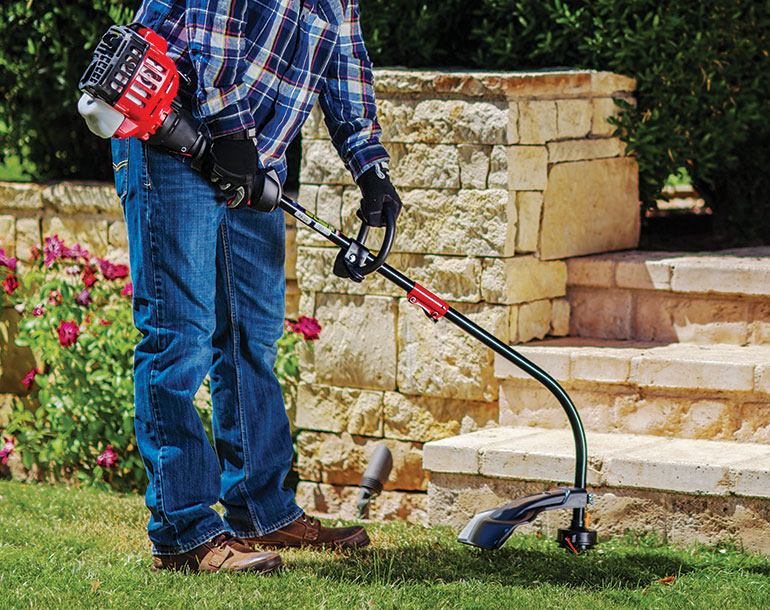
left=458, top=488, right=589, bottom=550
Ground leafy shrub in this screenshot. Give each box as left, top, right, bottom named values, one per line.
left=0, top=1, right=133, bottom=180
left=0, top=238, right=318, bottom=492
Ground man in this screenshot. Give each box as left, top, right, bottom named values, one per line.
left=112, top=0, right=402, bottom=573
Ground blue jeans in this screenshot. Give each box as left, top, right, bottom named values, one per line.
left=112, top=138, right=301, bottom=554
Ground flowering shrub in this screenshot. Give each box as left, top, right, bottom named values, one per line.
left=0, top=237, right=320, bottom=492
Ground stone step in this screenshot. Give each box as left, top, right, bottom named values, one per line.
left=423, top=426, right=770, bottom=552
left=566, top=248, right=770, bottom=344
left=494, top=339, right=770, bottom=444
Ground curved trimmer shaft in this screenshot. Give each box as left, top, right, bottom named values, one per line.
left=278, top=193, right=596, bottom=550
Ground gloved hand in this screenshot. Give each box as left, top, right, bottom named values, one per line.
left=204, top=129, right=259, bottom=209
left=356, top=162, right=402, bottom=227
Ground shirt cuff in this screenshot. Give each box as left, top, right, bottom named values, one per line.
left=347, top=143, right=390, bottom=182
left=201, top=99, right=255, bottom=139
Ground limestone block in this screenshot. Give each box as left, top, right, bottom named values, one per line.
left=300, top=103, right=326, bottom=140
left=750, top=302, right=770, bottom=344
left=566, top=255, right=615, bottom=288
left=630, top=293, right=678, bottom=343
left=517, top=299, right=552, bottom=342
left=602, top=437, right=767, bottom=495
left=571, top=346, right=636, bottom=385
left=389, top=143, right=459, bottom=189
left=548, top=138, right=625, bottom=164
left=383, top=391, right=497, bottom=442
left=670, top=298, right=750, bottom=345
left=508, top=146, right=548, bottom=190
left=377, top=98, right=509, bottom=145
left=615, top=254, right=673, bottom=290
left=735, top=403, right=770, bottom=444
left=670, top=256, right=770, bottom=296
left=498, top=381, right=616, bottom=433
left=297, top=431, right=428, bottom=490
left=591, top=72, right=637, bottom=95
left=294, top=383, right=383, bottom=436
left=556, top=99, right=592, bottom=139
left=42, top=217, right=110, bottom=257
left=0, top=182, right=43, bottom=210
left=508, top=305, right=519, bottom=344
left=377, top=188, right=514, bottom=257
left=458, top=145, right=489, bottom=189
left=311, top=294, right=397, bottom=390
left=300, top=139, right=354, bottom=185
left=15, top=218, right=41, bottom=261
left=285, top=281, right=300, bottom=319
left=550, top=299, right=570, bottom=336
left=629, top=349, right=755, bottom=392
left=507, top=102, right=519, bottom=144
left=592, top=97, right=623, bottom=137
left=300, top=185, right=344, bottom=247
left=481, top=256, right=566, bottom=305
left=495, top=345, right=571, bottom=382
left=679, top=399, right=736, bottom=440
left=514, top=191, right=542, bottom=253
left=0, top=216, right=15, bottom=253
left=518, top=100, right=557, bottom=144
left=568, top=287, right=632, bottom=339
left=423, top=427, right=529, bottom=475
left=540, top=157, right=640, bottom=260
left=295, top=481, right=428, bottom=524
left=42, top=182, right=121, bottom=215
left=732, top=455, right=770, bottom=499
left=488, top=146, right=508, bottom=189
left=397, top=300, right=507, bottom=402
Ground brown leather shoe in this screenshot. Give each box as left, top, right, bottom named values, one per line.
left=151, top=533, right=283, bottom=573
left=244, top=513, right=369, bottom=550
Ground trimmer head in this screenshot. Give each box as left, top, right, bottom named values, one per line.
left=458, top=487, right=592, bottom=550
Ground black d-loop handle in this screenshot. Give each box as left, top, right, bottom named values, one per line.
left=342, top=202, right=397, bottom=280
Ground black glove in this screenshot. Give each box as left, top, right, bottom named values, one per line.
left=356, top=163, right=402, bottom=227
left=204, top=129, right=258, bottom=209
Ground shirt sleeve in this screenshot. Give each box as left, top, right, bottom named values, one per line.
left=318, top=0, right=389, bottom=181
left=184, top=0, right=255, bottom=137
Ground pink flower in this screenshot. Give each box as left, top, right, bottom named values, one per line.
left=99, top=259, right=129, bottom=281
left=289, top=316, right=321, bottom=341
left=61, top=243, right=90, bottom=262
left=100, top=318, right=112, bottom=326
left=75, top=288, right=92, bottom=307
left=0, top=247, right=17, bottom=272
left=21, top=367, right=40, bottom=390
left=29, top=246, right=41, bottom=262
left=57, top=320, right=80, bottom=347
left=48, top=289, right=62, bottom=305
left=2, top=274, right=19, bottom=295
left=82, top=266, right=98, bottom=288
left=32, top=304, right=45, bottom=317
left=0, top=437, right=14, bottom=465
left=96, top=446, right=118, bottom=468
left=121, top=282, right=133, bottom=297
left=43, top=235, right=64, bottom=267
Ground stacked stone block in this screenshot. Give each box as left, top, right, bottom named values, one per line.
left=294, top=69, right=639, bottom=519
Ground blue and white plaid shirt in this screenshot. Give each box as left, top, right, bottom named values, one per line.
left=135, top=0, right=389, bottom=182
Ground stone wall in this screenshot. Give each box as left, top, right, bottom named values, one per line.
left=294, top=69, right=639, bottom=521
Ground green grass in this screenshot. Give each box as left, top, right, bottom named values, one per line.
left=1, top=480, right=769, bottom=609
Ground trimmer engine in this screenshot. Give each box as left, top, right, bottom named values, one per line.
left=78, top=24, right=208, bottom=165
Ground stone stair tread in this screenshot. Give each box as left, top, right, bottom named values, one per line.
left=568, top=247, right=770, bottom=296
left=423, top=426, right=770, bottom=498
left=495, top=338, right=770, bottom=394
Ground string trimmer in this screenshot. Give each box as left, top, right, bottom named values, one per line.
left=78, top=23, right=597, bottom=553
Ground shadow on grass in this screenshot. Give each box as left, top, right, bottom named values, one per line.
left=285, top=537, right=770, bottom=591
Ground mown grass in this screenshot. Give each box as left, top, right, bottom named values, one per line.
left=1, top=479, right=769, bottom=609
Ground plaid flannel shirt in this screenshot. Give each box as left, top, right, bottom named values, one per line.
left=135, top=0, right=389, bottom=181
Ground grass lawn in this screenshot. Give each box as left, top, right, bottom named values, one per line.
left=1, top=480, right=769, bottom=609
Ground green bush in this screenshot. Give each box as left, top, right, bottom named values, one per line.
left=360, top=0, right=770, bottom=244
left=0, top=1, right=133, bottom=180
left=0, top=237, right=318, bottom=491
